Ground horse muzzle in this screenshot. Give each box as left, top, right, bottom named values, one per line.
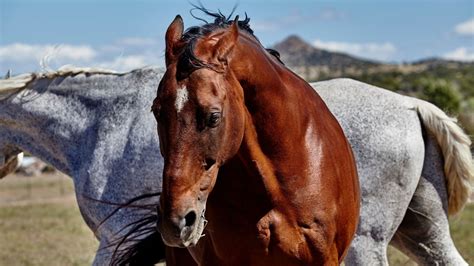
left=158, top=208, right=207, bottom=248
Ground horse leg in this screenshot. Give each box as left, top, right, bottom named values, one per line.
left=344, top=185, right=419, bottom=266
left=92, top=241, right=112, bottom=266
left=345, top=131, right=425, bottom=265
left=165, top=247, right=198, bottom=266
left=390, top=133, right=467, bottom=265
left=344, top=235, right=390, bottom=265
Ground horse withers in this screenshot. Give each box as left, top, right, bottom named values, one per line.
left=153, top=14, right=360, bottom=265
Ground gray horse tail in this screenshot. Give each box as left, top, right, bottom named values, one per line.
left=414, top=98, right=473, bottom=216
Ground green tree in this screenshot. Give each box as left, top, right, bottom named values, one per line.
left=417, top=78, right=462, bottom=114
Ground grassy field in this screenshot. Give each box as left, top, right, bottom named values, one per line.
left=0, top=173, right=472, bottom=265
left=0, top=173, right=98, bottom=266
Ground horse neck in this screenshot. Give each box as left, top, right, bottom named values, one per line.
left=230, top=35, right=323, bottom=162
left=225, top=35, right=336, bottom=210
left=0, top=75, right=148, bottom=176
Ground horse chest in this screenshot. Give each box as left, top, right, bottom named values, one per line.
left=195, top=170, right=332, bottom=265
left=191, top=207, right=331, bottom=265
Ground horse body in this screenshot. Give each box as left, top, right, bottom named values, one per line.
left=0, top=66, right=471, bottom=265
left=154, top=16, right=359, bottom=265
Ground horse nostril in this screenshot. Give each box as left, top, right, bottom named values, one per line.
left=204, top=158, right=216, bottom=171
left=184, top=210, right=197, bottom=227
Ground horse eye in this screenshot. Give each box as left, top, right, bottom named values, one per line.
left=207, top=112, right=221, bottom=128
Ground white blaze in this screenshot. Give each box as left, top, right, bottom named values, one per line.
left=175, top=86, right=189, bottom=113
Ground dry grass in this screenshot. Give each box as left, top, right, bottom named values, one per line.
left=0, top=173, right=472, bottom=265
left=0, top=173, right=98, bottom=266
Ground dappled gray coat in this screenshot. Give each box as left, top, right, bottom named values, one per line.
left=0, top=66, right=471, bottom=265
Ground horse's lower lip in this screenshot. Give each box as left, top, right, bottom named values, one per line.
left=179, top=216, right=205, bottom=246
left=180, top=225, right=194, bottom=240
left=181, top=235, right=200, bottom=247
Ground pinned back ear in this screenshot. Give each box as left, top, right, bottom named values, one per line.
left=213, top=16, right=239, bottom=67
left=165, top=15, right=184, bottom=67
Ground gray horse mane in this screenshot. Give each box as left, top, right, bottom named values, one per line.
left=0, top=65, right=127, bottom=96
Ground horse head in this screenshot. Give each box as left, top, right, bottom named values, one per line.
left=152, top=16, right=247, bottom=247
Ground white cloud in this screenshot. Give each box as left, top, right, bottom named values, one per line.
left=98, top=37, right=157, bottom=54
left=0, top=43, right=97, bottom=62
left=443, top=47, right=474, bottom=62
left=0, top=39, right=165, bottom=73
left=454, top=18, right=474, bottom=36
left=97, top=55, right=150, bottom=72
left=313, top=39, right=397, bottom=61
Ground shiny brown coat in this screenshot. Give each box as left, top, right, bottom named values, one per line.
left=153, top=15, right=360, bottom=266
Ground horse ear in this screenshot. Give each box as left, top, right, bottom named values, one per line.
left=213, top=16, right=239, bottom=66
left=165, top=15, right=184, bottom=67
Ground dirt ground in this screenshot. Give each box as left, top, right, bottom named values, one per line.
left=0, top=172, right=472, bottom=265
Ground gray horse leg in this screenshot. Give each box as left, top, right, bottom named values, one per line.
left=344, top=116, right=425, bottom=266
left=92, top=241, right=113, bottom=266
left=345, top=157, right=424, bottom=265
left=390, top=133, right=467, bottom=265
left=345, top=235, right=390, bottom=265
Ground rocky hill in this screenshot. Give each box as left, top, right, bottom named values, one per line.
left=273, top=35, right=380, bottom=67
left=272, top=35, right=474, bottom=81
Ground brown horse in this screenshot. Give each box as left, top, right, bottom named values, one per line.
left=152, top=12, right=360, bottom=265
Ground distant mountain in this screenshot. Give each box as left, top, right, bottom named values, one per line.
left=411, top=57, right=474, bottom=69
left=273, top=35, right=379, bottom=68
left=272, top=35, right=474, bottom=81
left=271, top=35, right=381, bottom=80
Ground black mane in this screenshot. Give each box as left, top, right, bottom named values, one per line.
left=177, top=6, right=283, bottom=77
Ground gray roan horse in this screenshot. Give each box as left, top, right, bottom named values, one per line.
left=0, top=66, right=472, bottom=265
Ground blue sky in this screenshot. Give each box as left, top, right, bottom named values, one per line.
left=1, top=0, right=473, bottom=73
